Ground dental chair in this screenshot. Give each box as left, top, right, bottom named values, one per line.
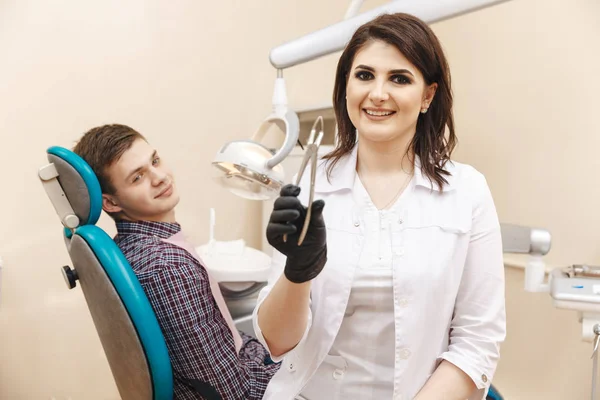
left=39, top=146, right=174, bottom=400
left=39, top=146, right=267, bottom=399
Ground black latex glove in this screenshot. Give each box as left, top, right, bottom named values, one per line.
left=266, top=184, right=327, bottom=284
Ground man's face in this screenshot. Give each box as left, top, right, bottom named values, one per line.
left=102, top=138, right=180, bottom=222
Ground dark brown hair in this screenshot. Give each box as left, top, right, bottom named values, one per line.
left=73, top=124, right=145, bottom=195
left=326, top=12, right=456, bottom=189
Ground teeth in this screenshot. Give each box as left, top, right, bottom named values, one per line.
left=365, top=109, right=393, bottom=116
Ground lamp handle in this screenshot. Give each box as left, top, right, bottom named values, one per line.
left=251, top=109, right=299, bottom=169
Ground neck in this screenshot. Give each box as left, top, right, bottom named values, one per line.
left=155, top=210, right=177, bottom=223
left=120, top=209, right=177, bottom=223
left=356, top=135, right=414, bottom=177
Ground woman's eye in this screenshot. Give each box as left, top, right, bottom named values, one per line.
left=391, top=75, right=411, bottom=85
left=133, top=174, right=143, bottom=183
left=152, top=157, right=160, bottom=165
left=355, top=71, right=373, bottom=81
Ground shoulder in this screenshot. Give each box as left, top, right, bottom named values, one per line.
left=116, top=234, right=198, bottom=278
left=115, top=234, right=163, bottom=267
left=445, top=161, right=497, bottom=220
left=158, top=242, right=203, bottom=279
left=445, top=160, right=490, bottom=195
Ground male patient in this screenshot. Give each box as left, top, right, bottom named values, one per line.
left=73, top=124, right=279, bottom=399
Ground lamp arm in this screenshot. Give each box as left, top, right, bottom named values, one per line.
left=269, top=0, right=512, bottom=69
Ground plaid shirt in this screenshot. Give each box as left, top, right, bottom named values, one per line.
left=114, top=221, right=279, bottom=399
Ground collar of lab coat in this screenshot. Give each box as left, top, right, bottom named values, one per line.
left=313, top=144, right=457, bottom=194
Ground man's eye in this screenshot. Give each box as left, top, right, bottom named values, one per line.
left=391, top=75, right=411, bottom=85
left=355, top=71, right=373, bottom=81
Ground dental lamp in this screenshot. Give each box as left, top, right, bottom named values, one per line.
left=212, top=0, right=513, bottom=200
left=212, top=70, right=299, bottom=200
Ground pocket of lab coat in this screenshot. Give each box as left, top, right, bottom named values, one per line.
left=398, top=214, right=470, bottom=285
left=298, top=355, right=348, bottom=400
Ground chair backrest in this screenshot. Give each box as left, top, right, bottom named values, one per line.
left=39, top=146, right=173, bottom=400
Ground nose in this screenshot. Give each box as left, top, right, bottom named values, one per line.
left=150, top=166, right=169, bottom=186
left=368, top=79, right=389, bottom=104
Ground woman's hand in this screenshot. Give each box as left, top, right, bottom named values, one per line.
left=266, top=184, right=327, bottom=283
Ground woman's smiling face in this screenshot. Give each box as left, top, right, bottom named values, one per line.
left=345, top=39, right=436, bottom=145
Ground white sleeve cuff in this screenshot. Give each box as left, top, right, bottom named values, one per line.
left=439, top=352, right=493, bottom=393
left=252, top=297, right=313, bottom=363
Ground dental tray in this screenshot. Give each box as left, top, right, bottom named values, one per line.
left=551, top=267, right=600, bottom=306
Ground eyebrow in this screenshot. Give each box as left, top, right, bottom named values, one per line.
left=125, top=150, right=157, bottom=181
left=355, top=64, right=415, bottom=77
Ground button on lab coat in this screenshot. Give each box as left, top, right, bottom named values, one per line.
left=252, top=147, right=506, bottom=400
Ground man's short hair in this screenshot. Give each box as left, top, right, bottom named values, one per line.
left=73, top=124, right=145, bottom=195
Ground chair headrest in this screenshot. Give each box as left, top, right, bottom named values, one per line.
left=43, top=146, right=103, bottom=227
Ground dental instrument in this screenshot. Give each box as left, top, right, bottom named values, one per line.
left=283, top=116, right=324, bottom=245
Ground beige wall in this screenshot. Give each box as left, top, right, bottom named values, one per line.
left=436, top=1, right=599, bottom=398
left=0, top=0, right=598, bottom=399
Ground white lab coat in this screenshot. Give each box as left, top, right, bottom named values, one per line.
left=252, top=146, right=506, bottom=400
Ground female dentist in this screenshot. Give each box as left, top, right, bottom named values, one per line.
left=253, top=12, right=506, bottom=400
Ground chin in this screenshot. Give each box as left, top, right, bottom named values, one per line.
left=166, top=193, right=181, bottom=209
left=152, top=196, right=180, bottom=217
left=359, top=124, right=415, bottom=143
left=359, top=130, right=401, bottom=143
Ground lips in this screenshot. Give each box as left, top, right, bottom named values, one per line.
left=363, top=108, right=396, bottom=119
left=155, top=184, right=173, bottom=199
left=364, top=108, right=395, bottom=116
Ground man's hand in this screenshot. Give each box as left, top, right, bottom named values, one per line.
left=266, top=184, right=327, bottom=283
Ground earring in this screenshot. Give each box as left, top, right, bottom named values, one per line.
left=420, top=108, right=428, bottom=114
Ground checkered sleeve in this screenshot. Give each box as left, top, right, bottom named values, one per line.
left=142, top=256, right=276, bottom=399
